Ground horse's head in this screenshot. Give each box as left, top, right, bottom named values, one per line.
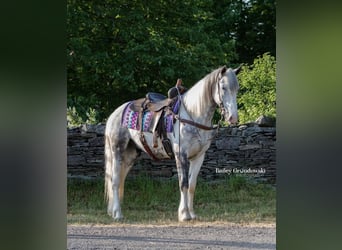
left=213, top=65, right=241, bottom=125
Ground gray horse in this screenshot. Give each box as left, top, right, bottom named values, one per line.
left=105, top=65, right=241, bottom=221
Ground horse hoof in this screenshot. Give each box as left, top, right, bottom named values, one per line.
left=113, top=213, right=124, bottom=221
left=111, top=210, right=124, bottom=221
left=179, top=218, right=191, bottom=222
left=114, top=217, right=123, bottom=221
left=178, top=215, right=191, bottom=222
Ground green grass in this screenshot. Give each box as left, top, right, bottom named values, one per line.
left=67, top=175, right=275, bottom=225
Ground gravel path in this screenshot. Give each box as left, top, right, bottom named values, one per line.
left=67, top=223, right=276, bottom=250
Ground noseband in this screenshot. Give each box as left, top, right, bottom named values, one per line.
left=173, top=83, right=218, bottom=131
left=211, top=76, right=228, bottom=121
left=173, top=76, right=228, bottom=131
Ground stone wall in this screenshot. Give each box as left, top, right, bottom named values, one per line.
left=67, top=123, right=276, bottom=183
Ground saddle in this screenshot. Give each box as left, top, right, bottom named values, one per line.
left=127, top=92, right=180, bottom=160
left=123, top=79, right=186, bottom=160
left=129, top=77, right=186, bottom=114
left=128, top=92, right=171, bottom=112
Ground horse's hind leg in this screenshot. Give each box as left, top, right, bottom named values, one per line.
left=110, top=146, right=124, bottom=220
left=108, top=138, right=138, bottom=220
left=105, top=135, right=115, bottom=216
left=105, top=103, right=137, bottom=220
left=105, top=124, right=131, bottom=220
left=118, top=141, right=139, bottom=202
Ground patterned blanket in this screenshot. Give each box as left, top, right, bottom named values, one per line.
left=121, top=100, right=180, bottom=133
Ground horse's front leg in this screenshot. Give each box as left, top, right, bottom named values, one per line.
left=176, top=151, right=191, bottom=222
left=188, top=154, right=205, bottom=220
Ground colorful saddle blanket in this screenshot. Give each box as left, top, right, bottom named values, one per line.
left=121, top=99, right=180, bottom=133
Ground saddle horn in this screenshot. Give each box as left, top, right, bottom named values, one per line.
left=176, top=78, right=182, bottom=87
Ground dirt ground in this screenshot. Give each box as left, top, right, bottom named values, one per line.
left=67, top=222, right=276, bottom=250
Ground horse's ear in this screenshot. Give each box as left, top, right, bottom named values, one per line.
left=233, top=65, right=242, bottom=75
left=219, top=66, right=227, bottom=79
left=220, top=66, right=227, bottom=75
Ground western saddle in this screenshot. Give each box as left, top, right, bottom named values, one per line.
left=128, top=79, right=186, bottom=160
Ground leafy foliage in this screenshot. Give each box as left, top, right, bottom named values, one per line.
left=234, top=0, right=276, bottom=64
left=67, top=106, right=83, bottom=128
left=237, top=53, right=276, bottom=123
left=67, top=106, right=99, bottom=128
left=67, top=0, right=276, bottom=123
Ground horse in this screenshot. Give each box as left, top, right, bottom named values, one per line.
left=104, top=65, right=241, bottom=221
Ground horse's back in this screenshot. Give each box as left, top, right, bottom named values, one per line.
left=105, top=102, right=130, bottom=137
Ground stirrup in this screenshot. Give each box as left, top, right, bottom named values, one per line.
left=162, top=138, right=174, bottom=159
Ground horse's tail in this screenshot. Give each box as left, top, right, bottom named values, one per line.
left=104, top=131, right=113, bottom=204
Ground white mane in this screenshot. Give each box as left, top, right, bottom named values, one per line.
left=182, top=67, right=223, bottom=119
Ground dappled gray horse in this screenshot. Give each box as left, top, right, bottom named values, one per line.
left=105, top=65, right=241, bottom=221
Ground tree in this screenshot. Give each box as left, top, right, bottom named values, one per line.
left=234, top=0, right=276, bottom=64
left=67, top=0, right=238, bottom=122
left=237, top=53, right=276, bottom=123
left=67, top=0, right=276, bottom=124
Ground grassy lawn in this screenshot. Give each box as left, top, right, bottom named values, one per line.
left=67, top=175, right=275, bottom=225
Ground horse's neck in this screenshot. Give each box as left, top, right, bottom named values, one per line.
left=181, top=79, right=216, bottom=125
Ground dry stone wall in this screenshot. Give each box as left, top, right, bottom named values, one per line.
left=67, top=123, right=276, bottom=183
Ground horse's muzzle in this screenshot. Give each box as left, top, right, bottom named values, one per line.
left=226, top=113, right=238, bottom=125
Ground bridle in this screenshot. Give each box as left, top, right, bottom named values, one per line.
left=173, top=74, right=227, bottom=162
left=216, top=78, right=227, bottom=121
left=174, top=75, right=227, bottom=131
left=210, top=73, right=228, bottom=125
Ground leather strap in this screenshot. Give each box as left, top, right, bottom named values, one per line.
left=175, top=115, right=215, bottom=131
left=139, top=132, right=160, bottom=161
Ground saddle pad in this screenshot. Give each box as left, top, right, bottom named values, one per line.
left=121, top=102, right=174, bottom=133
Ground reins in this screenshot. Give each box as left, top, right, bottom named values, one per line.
left=174, top=87, right=223, bottom=161
left=174, top=115, right=216, bottom=130
left=174, top=77, right=225, bottom=133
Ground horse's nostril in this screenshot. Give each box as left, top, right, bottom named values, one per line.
left=228, top=115, right=237, bottom=124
